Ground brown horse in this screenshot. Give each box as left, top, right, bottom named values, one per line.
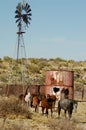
left=32, top=95, right=41, bottom=112
left=50, top=94, right=57, bottom=109
left=41, top=94, right=56, bottom=117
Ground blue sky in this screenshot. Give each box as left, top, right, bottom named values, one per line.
left=0, top=0, right=86, bottom=61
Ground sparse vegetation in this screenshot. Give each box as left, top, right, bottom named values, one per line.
left=0, top=95, right=86, bottom=130
left=0, top=57, right=86, bottom=87
left=0, top=57, right=86, bottom=129
left=0, top=96, right=31, bottom=119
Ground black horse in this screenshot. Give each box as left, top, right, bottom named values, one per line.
left=58, top=99, right=74, bottom=120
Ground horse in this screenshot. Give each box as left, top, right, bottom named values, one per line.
left=32, top=95, right=41, bottom=112
left=61, top=88, right=69, bottom=99
left=72, top=100, right=78, bottom=112
left=41, top=94, right=56, bottom=117
left=24, top=92, right=31, bottom=107
left=18, top=87, right=31, bottom=108
left=58, top=99, right=74, bottom=120
left=18, top=92, right=31, bottom=107
left=47, top=94, right=57, bottom=110
left=53, top=87, right=69, bottom=101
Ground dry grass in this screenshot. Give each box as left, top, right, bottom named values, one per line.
left=29, top=101, right=86, bottom=130
left=0, top=95, right=86, bottom=130
left=0, top=95, right=31, bottom=119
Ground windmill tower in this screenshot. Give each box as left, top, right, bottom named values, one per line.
left=15, top=0, right=32, bottom=90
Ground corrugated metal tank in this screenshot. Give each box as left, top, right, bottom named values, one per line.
left=45, top=70, right=74, bottom=99
left=6, top=84, right=27, bottom=96
left=29, top=85, right=45, bottom=96
left=6, top=85, right=46, bottom=97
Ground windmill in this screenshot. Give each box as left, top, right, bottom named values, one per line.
left=15, top=0, right=32, bottom=61
left=15, top=0, right=32, bottom=88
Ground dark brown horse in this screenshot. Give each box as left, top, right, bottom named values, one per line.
left=50, top=94, right=57, bottom=109
left=41, top=94, right=56, bottom=117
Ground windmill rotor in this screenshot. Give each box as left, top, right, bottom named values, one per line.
left=15, top=1, right=32, bottom=28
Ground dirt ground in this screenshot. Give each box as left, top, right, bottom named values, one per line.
left=0, top=95, right=86, bottom=130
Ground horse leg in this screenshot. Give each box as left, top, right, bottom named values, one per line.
left=68, top=109, right=73, bottom=120
left=35, top=105, right=38, bottom=112
left=42, top=107, right=45, bottom=115
left=51, top=108, right=53, bottom=117
left=64, top=110, right=67, bottom=118
left=26, top=102, right=29, bottom=108
left=46, top=108, right=48, bottom=117
left=36, top=105, right=39, bottom=113
left=30, top=100, right=33, bottom=107
left=58, top=107, right=61, bottom=118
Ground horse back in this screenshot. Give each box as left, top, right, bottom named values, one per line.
left=58, top=99, right=73, bottom=110
left=32, top=96, right=40, bottom=107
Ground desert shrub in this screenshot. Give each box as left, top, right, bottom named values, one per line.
left=0, top=96, right=31, bottom=119
left=3, top=56, right=12, bottom=63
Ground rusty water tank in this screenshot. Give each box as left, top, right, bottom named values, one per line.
left=29, top=85, right=45, bottom=96
left=45, top=70, right=74, bottom=99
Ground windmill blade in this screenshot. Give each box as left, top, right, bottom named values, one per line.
left=25, top=20, right=30, bottom=27
left=17, top=22, right=22, bottom=27
left=27, top=20, right=30, bottom=25
left=27, top=13, right=32, bottom=16
left=16, top=18, right=21, bottom=23
left=15, top=15, right=21, bottom=18
left=25, top=19, right=30, bottom=26
left=27, top=9, right=31, bottom=13
left=16, top=2, right=23, bottom=13
left=15, top=10, right=21, bottom=15
left=25, top=3, right=30, bottom=11
left=24, top=3, right=28, bottom=10
left=28, top=17, right=31, bottom=21
left=22, top=14, right=28, bottom=23
left=26, top=5, right=30, bottom=11
left=23, top=3, right=29, bottom=11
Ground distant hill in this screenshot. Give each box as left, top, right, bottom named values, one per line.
left=0, top=56, right=86, bottom=91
